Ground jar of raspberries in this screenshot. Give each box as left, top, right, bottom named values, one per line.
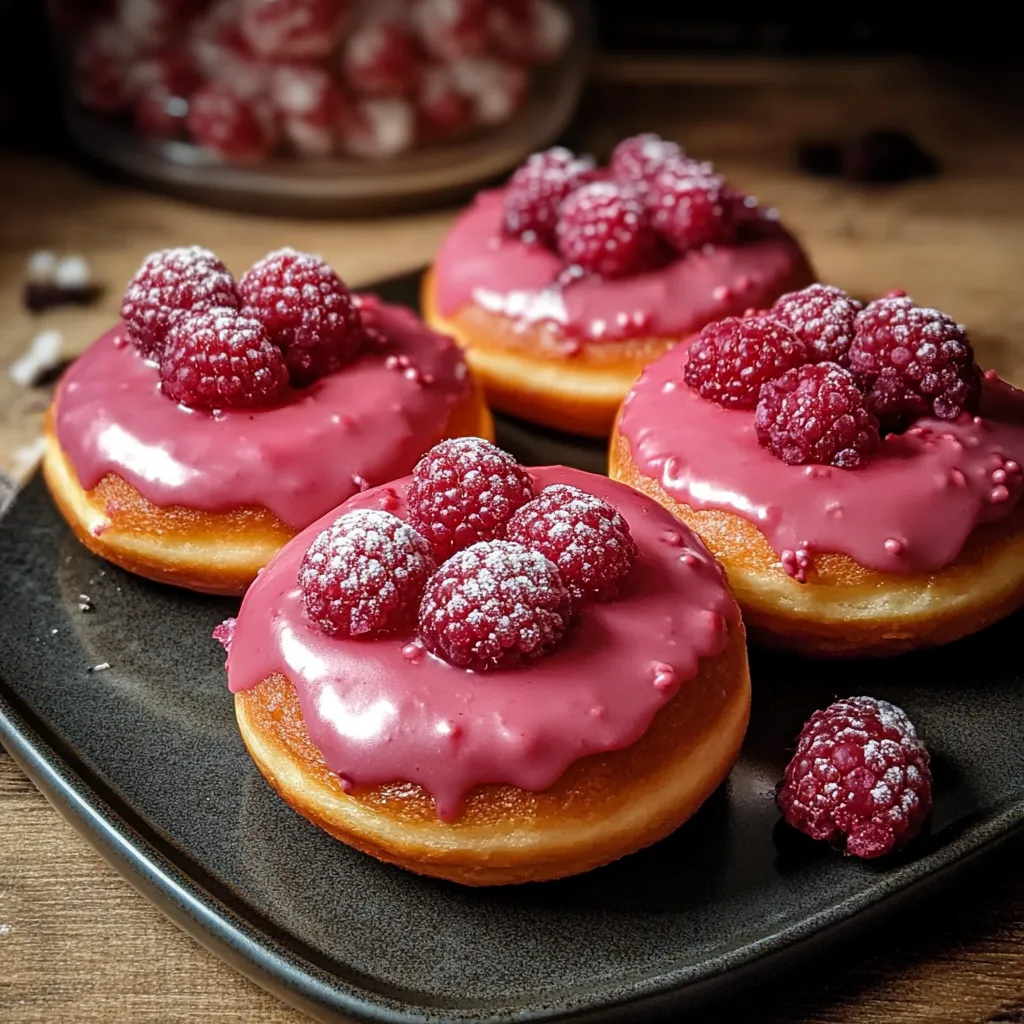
left=47, top=0, right=588, bottom=213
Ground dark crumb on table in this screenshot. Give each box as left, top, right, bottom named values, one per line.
left=797, top=129, right=940, bottom=183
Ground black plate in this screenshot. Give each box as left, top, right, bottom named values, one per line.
left=2, top=271, right=1023, bottom=1024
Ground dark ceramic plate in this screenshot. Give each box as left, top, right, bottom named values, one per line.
left=2, top=271, right=1023, bottom=1024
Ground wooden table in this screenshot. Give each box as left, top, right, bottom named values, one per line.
left=3, top=57, right=1024, bottom=1022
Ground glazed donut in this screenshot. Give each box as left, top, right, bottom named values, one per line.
left=610, top=287, right=1024, bottom=657
left=45, top=255, right=492, bottom=595
left=224, top=451, right=750, bottom=885
left=423, top=135, right=814, bottom=437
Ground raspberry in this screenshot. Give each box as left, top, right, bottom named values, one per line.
left=506, top=484, right=637, bottom=601
left=406, top=437, right=536, bottom=559
left=341, top=19, right=421, bottom=97
left=73, top=18, right=139, bottom=114
left=134, top=83, right=191, bottom=139
left=555, top=181, right=659, bottom=279
left=298, top=509, right=436, bottom=638
left=755, top=362, right=880, bottom=469
left=188, top=1, right=271, bottom=100
left=416, top=64, right=473, bottom=142
left=778, top=696, right=933, bottom=859
left=609, top=133, right=684, bottom=194
left=187, top=81, right=277, bottom=162
left=160, top=307, right=289, bottom=409
left=212, top=617, right=236, bottom=651
left=502, top=146, right=595, bottom=246
left=771, top=284, right=864, bottom=367
left=684, top=316, right=808, bottom=410
left=131, top=51, right=201, bottom=139
left=849, top=296, right=981, bottom=430
left=488, top=0, right=571, bottom=65
left=341, top=97, right=417, bottom=159
left=239, top=0, right=348, bottom=60
left=121, top=245, right=239, bottom=359
left=410, top=0, right=489, bottom=61
left=117, top=0, right=202, bottom=50
left=418, top=540, right=573, bottom=671
left=238, top=248, right=363, bottom=386
left=270, top=64, right=349, bottom=158
left=646, top=159, right=730, bottom=252
left=448, top=56, right=528, bottom=126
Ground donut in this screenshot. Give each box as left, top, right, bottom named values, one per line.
left=422, top=134, right=814, bottom=437
left=223, top=440, right=750, bottom=885
left=610, top=285, right=1024, bottom=657
left=44, top=247, right=492, bottom=595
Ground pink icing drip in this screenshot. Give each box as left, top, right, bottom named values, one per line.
left=431, top=189, right=813, bottom=341
left=54, top=297, right=470, bottom=529
left=619, top=355, right=1024, bottom=574
left=226, top=467, right=740, bottom=821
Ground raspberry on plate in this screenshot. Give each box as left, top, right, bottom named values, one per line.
left=298, top=509, right=436, bottom=638
left=418, top=539, right=574, bottom=671
left=487, top=0, right=571, bottom=65
left=116, top=0, right=203, bottom=50
left=270, top=64, right=349, bottom=158
left=238, top=248, right=363, bottom=386
left=778, top=696, right=933, bottom=859
left=448, top=56, right=528, bottom=126
left=239, top=0, right=349, bottom=60
left=121, top=245, right=239, bottom=359
left=73, top=18, right=139, bottom=114
left=849, top=295, right=981, bottom=430
left=416, top=64, right=473, bottom=142
left=187, top=81, right=278, bottom=162
left=406, top=437, right=536, bottom=559
left=755, top=362, right=880, bottom=469
left=684, top=315, right=808, bottom=410
left=502, top=146, right=596, bottom=247
left=132, top=50, right=201, bottom=139
left=646, top=159, right=730, bottom=252
left=609, top=133, right=684, bottom=194
left=341, top=96, right=417, bottom=160
left=160, top=306, right=290, bottom=410
left=771, top=284, right=864, bottom=367
left=410, top=0, right=489, bottom=61
left=341, top=18, right=421, bottom=97
left=555, top=181, right=659, bottom=279
left=506, top=484, right=637, bottom=601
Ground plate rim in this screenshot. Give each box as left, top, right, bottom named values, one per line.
left=2, top=475, right=1024, bottom=1023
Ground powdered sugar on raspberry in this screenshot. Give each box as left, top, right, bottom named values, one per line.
left=778, top=695, right=933, bottom=859
left=159, top=305, right=289, bottom=409
left=609, top=132, right=684, bottom=194
left=121, top=245, right=239, bottom=359
left=771, top=283, right=864, bottom=366
left=406, top=437, right=536, bottom=558
left=555, top=180, right=659, bottom=279
left=417, top=539, right=573, bottom=670
left=506, top=483, right=637, bottom=601
left=299, top=509, right=436, bottom=638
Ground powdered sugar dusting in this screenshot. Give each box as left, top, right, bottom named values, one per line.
left=418, top=539, right=572, bottom=671
left=771, top=283, right=863, bottom=366
left=407, top=437, right=535, bottom=558
left=777, top=695, right=932, bottom=859
left=506, top=483, right=637, bottom=600
left=121, top=245, right=239, bottom=359
left=299, top=509, right=435, bottom=637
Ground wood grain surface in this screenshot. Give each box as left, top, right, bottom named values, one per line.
left=3, top=57, right=1024, bottom=1022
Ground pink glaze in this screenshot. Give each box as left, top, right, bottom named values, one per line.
left=226, top=467, right=740, bottom=821
left=619, top=353, right=1024, bottom=575
left=432, top=189, right=813, bottom=342
left=55, top=296, right=471, bottom=529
